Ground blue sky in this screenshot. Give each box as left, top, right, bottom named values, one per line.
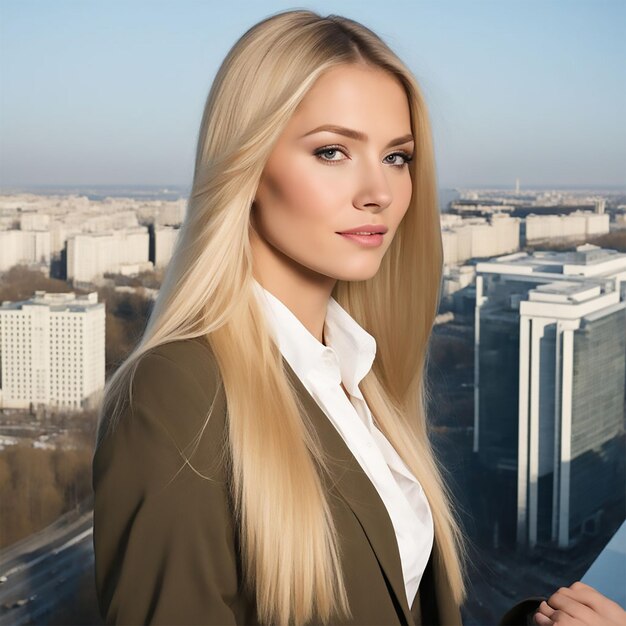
left=1, top=0, right=624, bottom=189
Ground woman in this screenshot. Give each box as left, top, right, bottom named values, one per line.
left=91, top=9, right=625, bottom=626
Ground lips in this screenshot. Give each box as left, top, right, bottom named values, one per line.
left=337, top=232, right=385, bottom=248
left=337, top=224, right=388, bottom=235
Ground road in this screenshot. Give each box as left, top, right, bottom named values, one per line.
left=0, top=504, right=94, bottom=626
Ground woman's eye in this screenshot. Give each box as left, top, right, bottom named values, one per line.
left=314, top=147, right=346, bottom=163
left=385, top=152, right=414, bottom=167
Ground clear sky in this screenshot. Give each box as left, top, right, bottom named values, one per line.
left=1, top=0, right=624, bottom=189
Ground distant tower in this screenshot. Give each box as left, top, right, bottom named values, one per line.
left=594, top=198, right=606, bottom=215
left=515, top=178, right=520, bottom=194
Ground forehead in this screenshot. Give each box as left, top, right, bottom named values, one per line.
left=287, top=64, right=412, bottom=136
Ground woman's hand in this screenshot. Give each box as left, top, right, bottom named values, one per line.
left=533, top=581, right=626, bottom=625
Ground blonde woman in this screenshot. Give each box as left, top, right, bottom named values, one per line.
left=91, top=9, right=626, bottom=626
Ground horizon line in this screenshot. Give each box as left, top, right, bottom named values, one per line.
left=1, top=183, right=625, bottom=193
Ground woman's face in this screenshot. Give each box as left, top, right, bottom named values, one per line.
left=250, top=63, right=414, bottom=285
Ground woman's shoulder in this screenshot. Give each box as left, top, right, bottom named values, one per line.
left=132, top=335, right=220, bottom=397
left=98, top=336, right=226, bottom=462
left=128, top=336, right=222, bottom=409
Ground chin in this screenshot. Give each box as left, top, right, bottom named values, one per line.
left=333, top=265, right=381, bottom=282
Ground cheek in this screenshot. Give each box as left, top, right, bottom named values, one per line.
left=260, top=158, right=344, bottom=228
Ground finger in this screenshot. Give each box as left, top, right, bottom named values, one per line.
left=548, top=609, right=586, bottom=626
left=533, top=608, right=554, bottom=625
left=537, top=600, right=556, bottom=618
left=568, top=581, right=610, bottom=612
left=569, top=581, right=626, bottom=622
left=547, top=587, right=598, bottom=624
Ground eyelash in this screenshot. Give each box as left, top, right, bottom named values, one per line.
left=313, top=145, right=414, bottom=168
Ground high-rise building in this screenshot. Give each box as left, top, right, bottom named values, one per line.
left=475, top=245, right=626, bottom=549
left=66, top=227, right=150, bottom=284
left=0, top=290, right=105, bottom=411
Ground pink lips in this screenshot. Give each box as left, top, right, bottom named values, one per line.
left=336, top=224, right=387, bottom=248
left=338, top=232, right=384, bottom=247
left=337, top=224, right=388, bottom=235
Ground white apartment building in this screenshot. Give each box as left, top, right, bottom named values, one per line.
left=20, top=212, right=50, bottom=231
left=0, top=229, right=52, bottom=271
left=0, top=290, right=105, bottom=411
left=441, top=213, right=520, bottom=266
left=442, top=264, right=476, bottom=298
left=66, top=227, right=150, bottom=283
left=525, top=211, right=609, bottom=243
left=155, top=201, right=186, bottom=226
left=154, top=226, right=180, bottom=269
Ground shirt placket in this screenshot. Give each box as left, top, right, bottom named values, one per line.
left=310, top=370, right=425, bottom=607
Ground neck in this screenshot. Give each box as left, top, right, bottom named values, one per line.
left=252, top=271, right=335, bottom=344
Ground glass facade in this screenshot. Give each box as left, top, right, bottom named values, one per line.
left=568, top=307, right=626, bottom=537
left=478, top=311, right=520, bottom=470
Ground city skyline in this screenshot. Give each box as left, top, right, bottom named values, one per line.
left=1, top=0, right=625, bottom=189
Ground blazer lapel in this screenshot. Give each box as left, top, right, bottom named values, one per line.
left=410, top=587, right=422, bottom=625
left=283, top=359, right=415, bottom=626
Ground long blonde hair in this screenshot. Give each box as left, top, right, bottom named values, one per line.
left=97, top=9, right=467, bottom=625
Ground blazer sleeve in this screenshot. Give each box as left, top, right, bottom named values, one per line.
left=92, top=348, right=241, bottom=625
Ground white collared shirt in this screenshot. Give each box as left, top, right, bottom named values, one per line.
left=252, top=278, right=434, bottom=608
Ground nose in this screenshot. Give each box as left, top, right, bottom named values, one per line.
left=353, top=160, right=393, bottom=212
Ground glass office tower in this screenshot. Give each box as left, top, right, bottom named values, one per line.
left=475, top=245, right=626, bottom=549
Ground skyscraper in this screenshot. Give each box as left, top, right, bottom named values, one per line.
left=475, top=245, right=626, bottom=548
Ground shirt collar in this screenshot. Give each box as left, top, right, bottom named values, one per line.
left=251, top=278, right=376, bottom=399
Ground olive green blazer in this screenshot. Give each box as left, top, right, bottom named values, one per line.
left=92, top=337, right=541, bottom=625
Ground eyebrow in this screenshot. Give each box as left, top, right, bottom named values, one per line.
left=301, top=124, right=414, bottom=149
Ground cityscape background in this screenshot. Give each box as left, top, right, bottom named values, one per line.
left=0, top=1, right=624, bottom=624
